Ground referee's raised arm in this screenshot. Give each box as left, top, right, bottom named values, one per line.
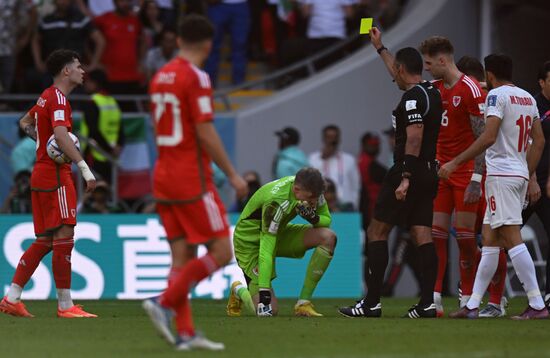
left=370, top=27, right=396, bottom=80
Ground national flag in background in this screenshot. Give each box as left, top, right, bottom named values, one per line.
left=116, top=116, right=152, bottom=199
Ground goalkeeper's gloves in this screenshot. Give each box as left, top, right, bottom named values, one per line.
left=296, top=201, right=319, bottom=225
left=257, top=289, right=273, bottom=317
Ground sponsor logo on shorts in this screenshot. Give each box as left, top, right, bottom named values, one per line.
left=252, top=266, right=259, bottom=276
left=71, top=209, right=76, bottom=217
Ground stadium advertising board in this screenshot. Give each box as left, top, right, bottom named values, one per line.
left=1, top=214, right=361, bottom=299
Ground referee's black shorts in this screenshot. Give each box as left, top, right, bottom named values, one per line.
left=374, top=162, right=438, bottom=229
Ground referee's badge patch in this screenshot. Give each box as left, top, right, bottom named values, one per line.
left=405, top=100, right=417, bottom=111
left=453, top=96, right=461, bottom=107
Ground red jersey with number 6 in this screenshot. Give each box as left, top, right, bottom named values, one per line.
left=28, top=86, right=73, bottom=190
left=432, top=75, right=486, bottom=175
left=149, top=57, right=215, bottom=201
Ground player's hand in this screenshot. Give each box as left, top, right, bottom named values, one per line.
left=438, top=160, right=457, bottom=179
left=296, top=201, right=320, bottom=224
left=464, top=180, right=482, bottom=204
left=369, top=27, right=383, bottom=50
left=395, top=178, right=409, bottom=201
left=85, top=179, right=97, bottom=193
left=257, top=289, right=273, bottom=317
left=229, top=174, right=249, bottom=200
left=528, top=177, right=541, bottom=205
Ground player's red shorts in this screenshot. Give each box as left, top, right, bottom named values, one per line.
left=434, top=172, right=480, bottom=215
left=32, top=183, right=77, bottom=236
left=157, top=189, right=229, bottom=244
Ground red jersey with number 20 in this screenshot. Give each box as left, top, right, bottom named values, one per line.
left=29, top=86, right=73, bottom=190
left=150, top=57, right=215, bottom=201
left=433, top=75, right=486, bottom=175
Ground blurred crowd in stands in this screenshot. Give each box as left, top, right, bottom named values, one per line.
left=0, top=0, right=406, bottom=95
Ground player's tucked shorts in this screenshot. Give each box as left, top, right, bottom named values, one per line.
left=233, top=223, right=309, bottom=294
left=434, top=171, right=480, bottom=215
left=374, top=161, right=438, bottom=228
left=157, top=190, right=229, bottom=244
left=32, top=183, right=77, bottom=236
left=483, top=175, right=528, bottom=229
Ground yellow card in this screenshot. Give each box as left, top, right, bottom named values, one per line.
left=359, top=18, right=373, bottom=34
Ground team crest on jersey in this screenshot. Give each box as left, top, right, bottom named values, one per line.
left=453, top=96, right=461, bottom=107
left=37, top=97, right=46, bottom=107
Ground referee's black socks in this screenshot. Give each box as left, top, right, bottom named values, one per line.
left=365, top=240, right=388, bottom=307
left=417, top=242, right=438, bottom=307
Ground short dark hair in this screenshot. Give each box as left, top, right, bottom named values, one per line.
left=395, top=47, right=423, bottom=75
left=322, top=124, right=340, bottom=136
left=456, top=55, right=485, bottom=82
left=295, top=167, right=325, bottom=197
left=484, top=54, right=513, bottom=82
left=418, top=36, right=454, bottom=57
left=87, top=69, right=108, bottom=89
left=537, top=61, right=550, bottom=82
left=46, top=49, right=80, bottom=77
left=178, top=14, right=214, bottom=43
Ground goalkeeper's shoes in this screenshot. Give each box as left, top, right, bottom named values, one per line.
left=0, top=296, right=34, bottom=317
left=449, top=306, right=479, bottom=319
left=176, top=332, right=225, bottom=351
left=294, top=300, right=323, bottom=317
left=478, top=303, right=504, bottom=318
left=403, top=303, right=437, bottom=319
left=142, top=296, right=175, bottom=345
left=226, top=281, right=242, bottom=317
left=338, top=299, right=381, bottom=318
left=57, top=304, right=98, bottom=318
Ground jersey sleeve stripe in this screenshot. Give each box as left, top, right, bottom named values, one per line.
left=463, top=76, right=481, bottom=98
left=190, top=65, right=211, bottom=89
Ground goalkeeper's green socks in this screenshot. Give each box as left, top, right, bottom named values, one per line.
left=299, top=246, right=333, bottom=301
left=235, top=283, right=255, bottom=315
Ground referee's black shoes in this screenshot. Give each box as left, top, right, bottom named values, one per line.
left=338, top=299, right=381, bottom=318
left=403, top=303, right=437, bottom=318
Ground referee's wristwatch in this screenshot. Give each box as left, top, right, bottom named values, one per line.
left=401, top=171, right=412, bottom=179
left=377, top=46, right=388, bottom=55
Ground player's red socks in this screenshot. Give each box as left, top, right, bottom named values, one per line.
left=52, top=238, right=74, bottom=288
left=167, top=266, right=182, bottom=287
left=175, top=299, right=195, bottom=337
left=161, top=254, right=219, bottom=309
left=455, top=228, right=477, bottom=296
left=12, top=237, right=52, bottom=287
left=432, top=226, right=448, bottom=293
left=488, top=249, right=507, bottom=305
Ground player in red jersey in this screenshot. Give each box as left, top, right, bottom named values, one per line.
left=142, top=15, right=248, bottom=351
left=0, top=50, right=97, bottom=318
left=419, top=37, right=487, bottom=316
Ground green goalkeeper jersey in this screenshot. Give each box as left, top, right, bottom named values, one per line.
left=233, top=176, right=331, bottom=289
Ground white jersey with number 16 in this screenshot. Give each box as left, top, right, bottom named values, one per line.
left=484, top=85, right=540, bottom=179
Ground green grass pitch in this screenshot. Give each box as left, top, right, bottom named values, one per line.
left=1, top=298, right=549, bottom=357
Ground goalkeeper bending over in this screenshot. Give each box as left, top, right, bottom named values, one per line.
left=227, top=167, right=336, bottom=317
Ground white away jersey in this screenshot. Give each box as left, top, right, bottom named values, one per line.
left=485, top=85, right=539, bottom=179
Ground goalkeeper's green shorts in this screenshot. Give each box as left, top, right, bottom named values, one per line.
left=233, top=223, right=309, bottom=296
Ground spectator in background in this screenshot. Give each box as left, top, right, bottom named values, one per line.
left=81, top=180, right=124, bottom=213
left=11, top=128, right=36, bottom=175
left=153, top=0, right=176, bottom=26
left=80, top=69, right=125, bottom=184
left=272, top=126, right=308, bottom=179
left=31, top=0, right=105, bottom=88
left=300, top=0, right=355, bottom=70
left=2, top=171, right=32, bottom=214
left=232, top=170, right=262, bottom=212
left=309, top=124, right=360, bottom=210
left=358, top=132, right=387, bottom=229
left=324, top=178, right=341, bottom=212
left=95, top=0, right=147, bottom=95
left=139, top=0, right=164, bottom=48
left=145, top=27, right=178, bottom=80
left=0, top=0, right=36, bottom=94
left=204, top=0, right=251, bottom=86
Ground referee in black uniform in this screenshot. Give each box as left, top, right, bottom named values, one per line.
left=339, top=27, right=442, bottom=318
